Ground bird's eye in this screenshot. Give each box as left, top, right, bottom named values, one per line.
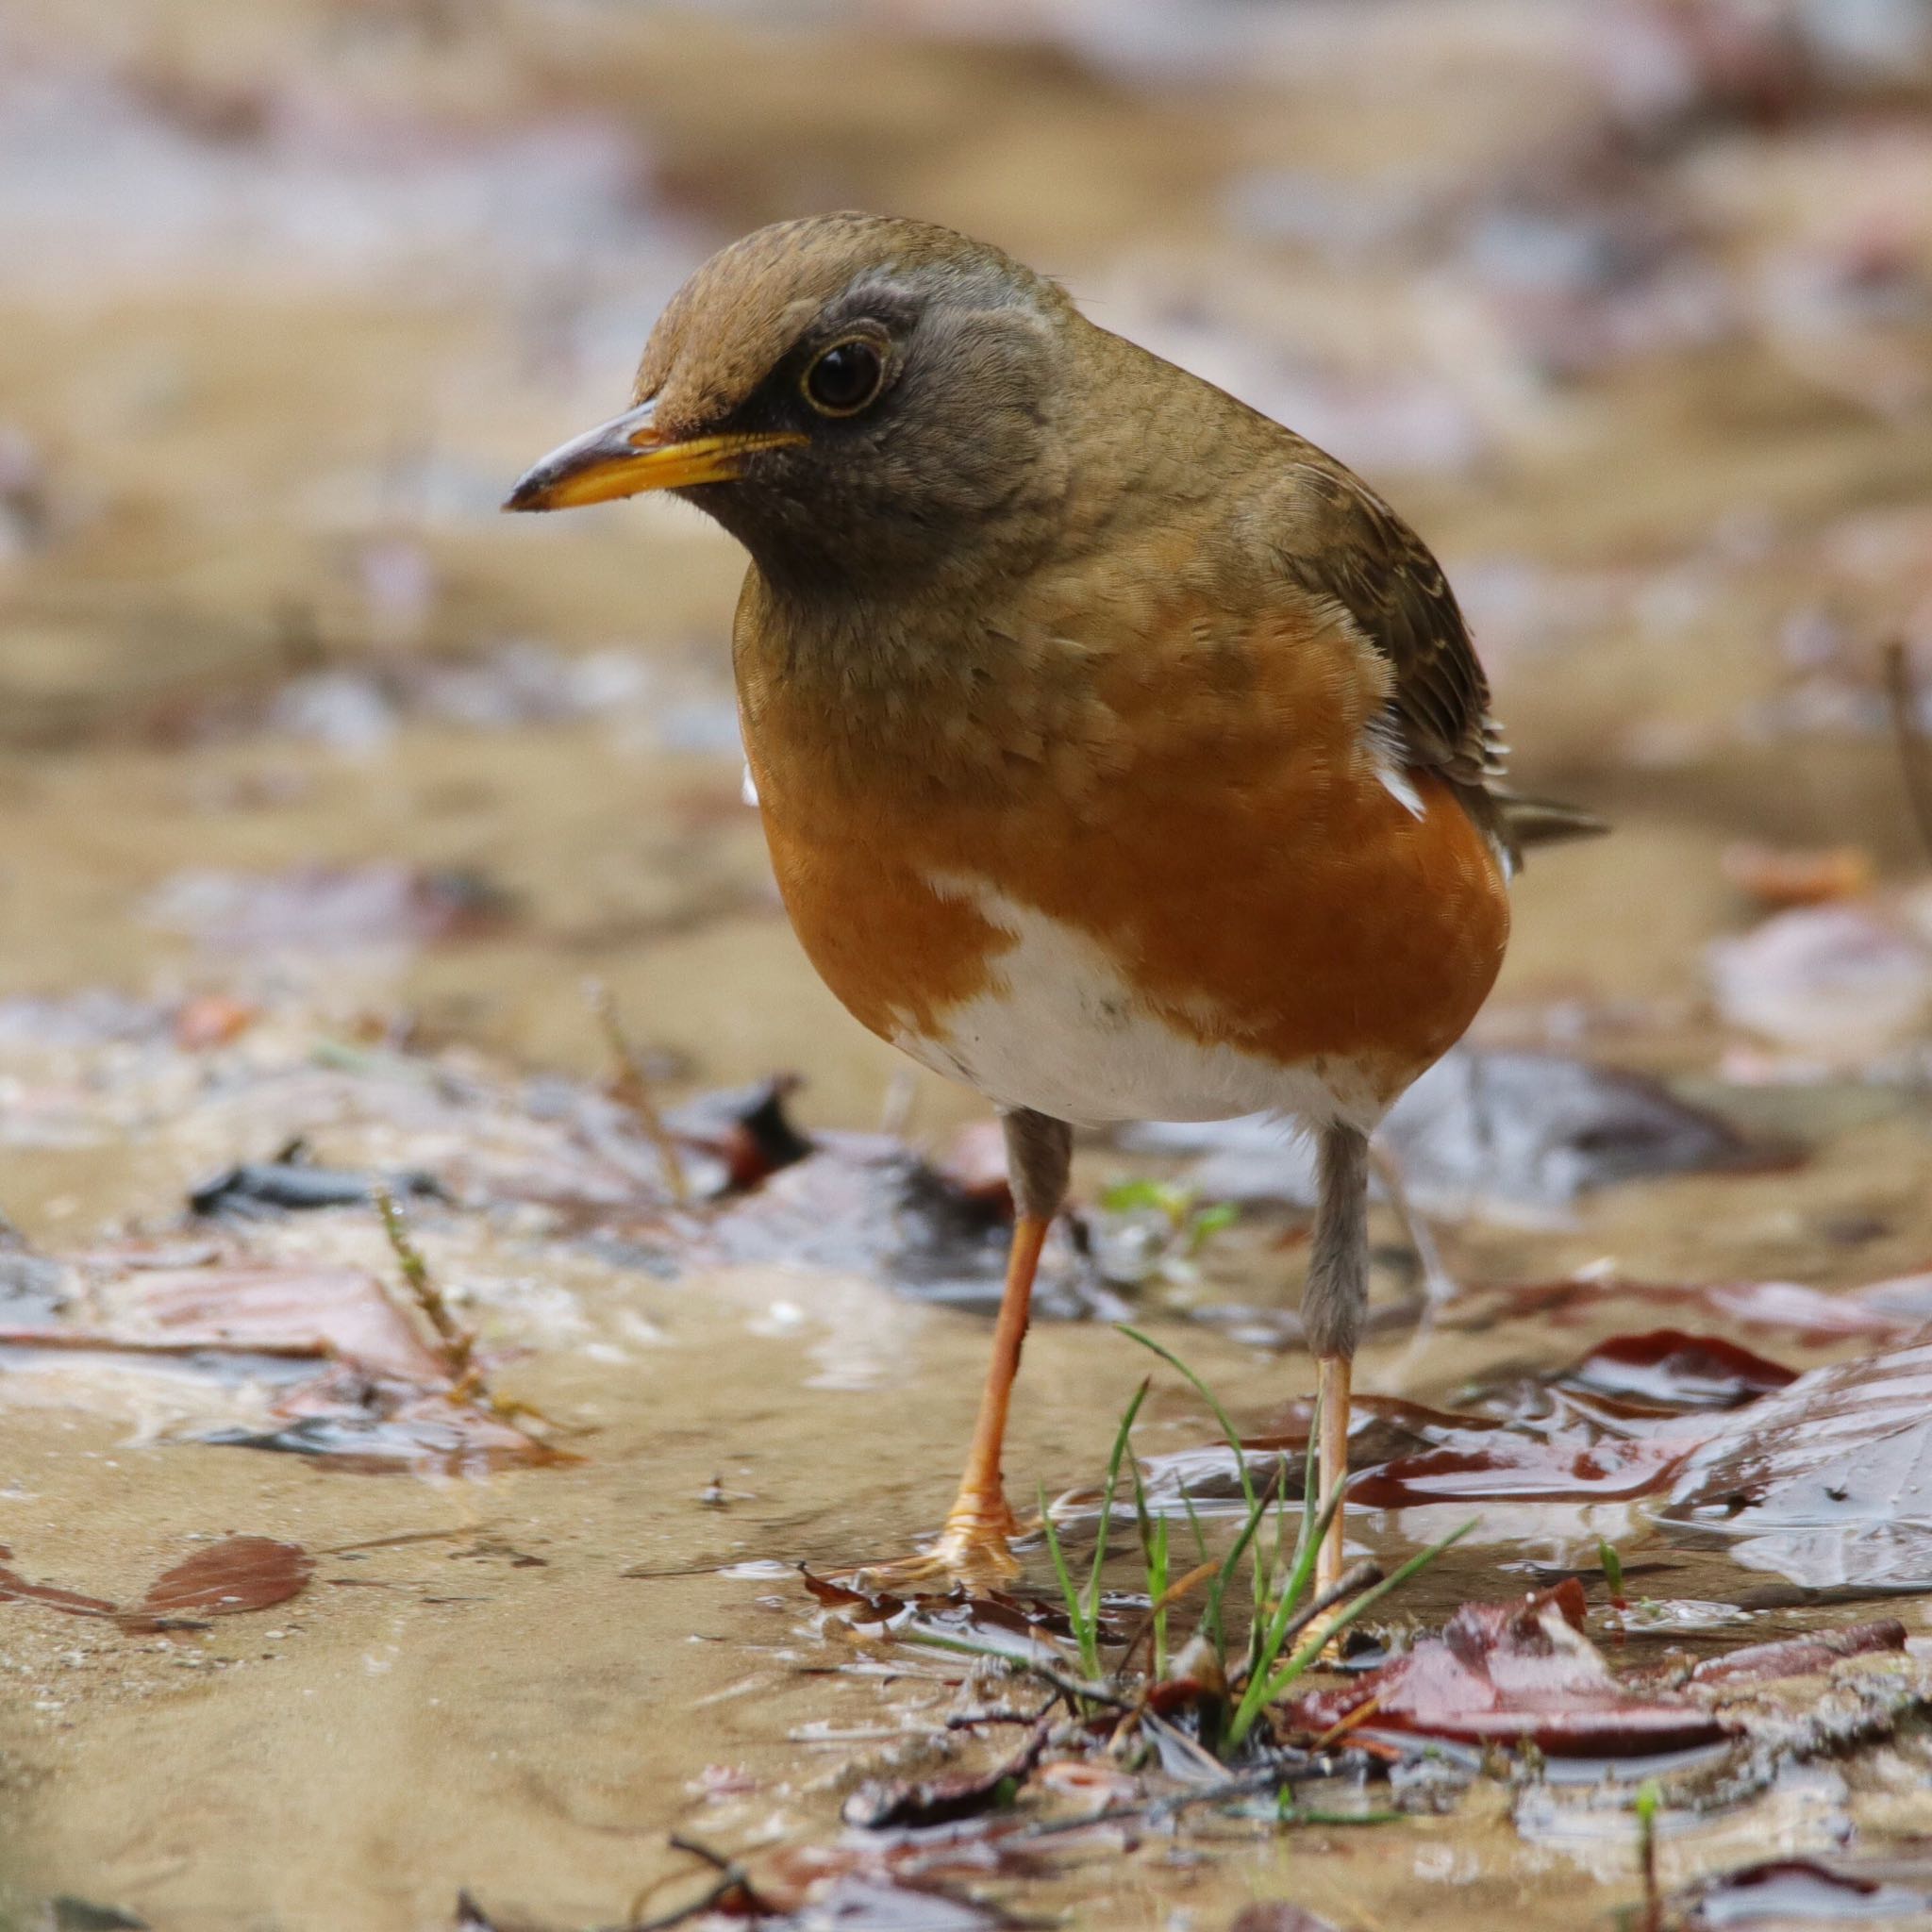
left=803, top=338, right=885, bottom=416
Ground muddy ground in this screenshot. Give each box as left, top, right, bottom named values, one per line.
left=5, top=4, right=1932, bottom=1929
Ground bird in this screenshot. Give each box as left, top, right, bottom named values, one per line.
left=506, top=212, right=1598, bottom=1595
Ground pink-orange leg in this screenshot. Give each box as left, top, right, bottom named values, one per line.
left=858, top=1213, right=1050, bottom=1584
left=1315, top=1353, right=1352, bottom=1598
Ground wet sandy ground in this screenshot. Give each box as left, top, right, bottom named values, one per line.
left=6, top=3, right=1932, bottom=1929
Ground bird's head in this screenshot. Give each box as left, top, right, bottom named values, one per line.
left=505, top=213, right=1077, bottom=596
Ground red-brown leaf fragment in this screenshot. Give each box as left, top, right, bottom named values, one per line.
left=0, top=1547, right=118, bottom=1620
left=1684, top=1619, right=1907, bottom=1687
left=1678, top=1857, right=1932, bottom=1926
left=1562, top=1328, right=1796, bottom=1408
left=126, top=1536, right=312, bottom=1627
left=1274, top=1580, right=1728, bottom=1757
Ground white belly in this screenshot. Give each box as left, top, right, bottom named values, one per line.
left=892, top=877, right=1387, bottom=1130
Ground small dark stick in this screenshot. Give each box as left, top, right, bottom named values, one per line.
left=616, top=1837, right=766, bottom=1931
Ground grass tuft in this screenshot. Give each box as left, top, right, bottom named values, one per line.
left=903, top=1331, right=1476, bottom=1769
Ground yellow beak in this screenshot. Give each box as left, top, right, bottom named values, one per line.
left=502, top=399, right=806, bottom=512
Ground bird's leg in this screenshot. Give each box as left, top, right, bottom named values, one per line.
left=926, top=1212, right=1048, bottom=1564
left=1305, top=1121, right=1370, bottom=1601
left=859, top=1108, right=1071, bottom=1585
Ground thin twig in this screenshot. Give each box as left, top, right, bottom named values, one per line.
left=613, top=1869, right=751, bottom=1932
left=946, top=1697, right=1058, bottom=1730
left=614, top=1838, right=765, bottom=1932
left=588, top=979, right=691, bottom=1206
left=1882, top=639, right=1932, bottom=866
left=1013, top=1767, right=1285, bottom=1840
left=663, top=1835, right=737, bottom=1874
left=1227, top=1558, right=1381, bottom=1691
left=998, top=1654, right=1141, bottom=1714
left=1313, top=1690, right=1384, bottom=1751
left=375, top=1186, right=476, bottom=1389
left=904, top=1630, right=1138, bottom=1711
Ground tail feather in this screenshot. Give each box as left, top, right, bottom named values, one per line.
left=1493, top=790, right=1610, bottom=851
left=1459, top=784, right=1608, bottom=872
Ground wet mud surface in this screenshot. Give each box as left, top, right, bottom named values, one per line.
left=6, top=3, right=1932, bottom=1929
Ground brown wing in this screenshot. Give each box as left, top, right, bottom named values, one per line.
left=1274, top=458, right=1501, bottom=788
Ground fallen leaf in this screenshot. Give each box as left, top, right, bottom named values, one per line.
left=665, top=1075, right=816, bottom=1193
left=3, top=1535, right=313, bottom=1632
left=801, top=1566, right=1129, bottom=1654
left=1561, top=1329, right=1796, bottom=1408
left=1683, top=1619, right=1906, bottom=1687
left=190, top=1159, right=443, bottom=1220
left=96, top=1260, right=446, bottom=1382
left=0, top=1259, right=555, bottom=1474
left=0, top=1548, right=118, bottom=1620
left=1274, top=1581, right=1730, bottom=1756
left=1857, top=1270, right=1932, bottom=1323
left=1662, top=1335, right=1932, bottom=1589
left=750, top=1837, right=1052, bottom=1926
left=1707, top=1279, right=1916, bottom=1342
left=759, top=1878, right=1015, bottom=1929
left=1129, top=1338, right=1786, bottom=1518
left=128, top=1537, right=312, bottom=1625
left=706, top=1137, right=1117, bottom=1319
left=1349, top=1432, right=1691, bottom=1508
left=1678, top=1857, right=1932, bottom=1927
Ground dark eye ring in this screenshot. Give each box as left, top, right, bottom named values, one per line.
left=803, top=337, right=886, bottom=416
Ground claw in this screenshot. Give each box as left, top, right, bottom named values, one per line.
left=852, top=1498, right=1023, bottom=1590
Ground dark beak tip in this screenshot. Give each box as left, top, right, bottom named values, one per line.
left=501, top=476, right=548, bottom=513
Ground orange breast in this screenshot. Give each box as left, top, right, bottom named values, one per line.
left=738, top=582, right=1509, bottom=1115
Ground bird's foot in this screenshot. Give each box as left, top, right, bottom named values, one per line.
left=850, top=1492, right=1024, bottom=1591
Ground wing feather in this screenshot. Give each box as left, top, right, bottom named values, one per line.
left=1273, top=458, right=1498, bottom=789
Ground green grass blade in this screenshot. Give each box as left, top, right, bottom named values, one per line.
left=1179, top=1486, right=1210, bottom=1569
left=1226, top=1483, right=1344, bottom=1745
left=1150, top=1513, right=1171, bottom=1679
left=1231, top=1519, right=1477, bottom=1747
left=1175, top=1486, right=1217, bottom=1664
left=1599, top=1536, right=1624, bottom=1600
left=1086, top=1377, right=1151, bottom=1632
left=1118, top=1325, right=1257, bottom=1514
left=1039, top=1480, right=1096, bottom=1679
left=1202, top=1476, right=1271, bottom=1670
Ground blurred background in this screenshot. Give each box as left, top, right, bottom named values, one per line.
left=4, top=0, right=1931, bottom=1171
